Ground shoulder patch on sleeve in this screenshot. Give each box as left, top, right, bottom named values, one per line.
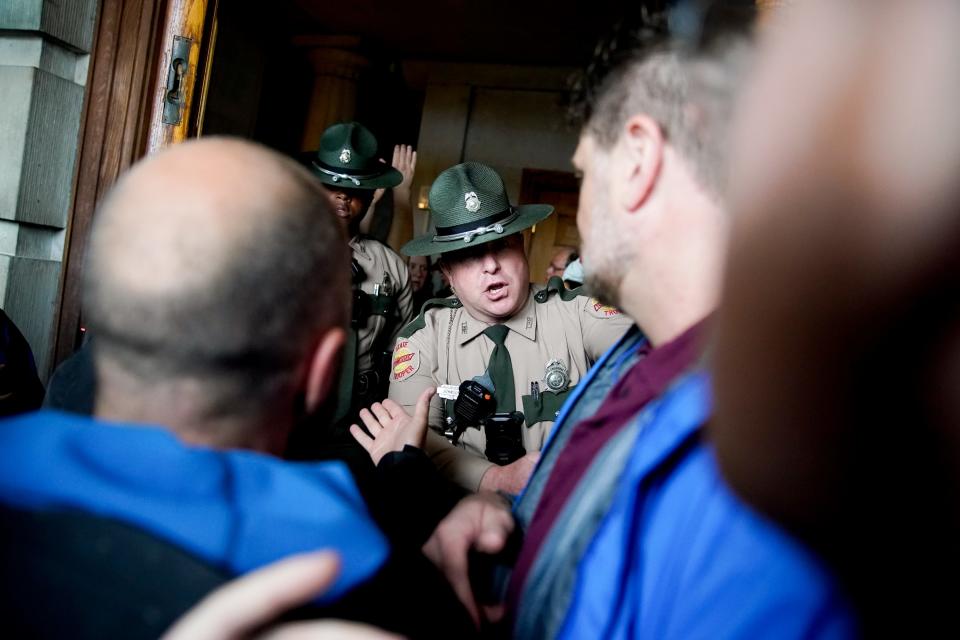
left=391, top=338, right=421, bottom=382
left=587, top=298, right=622, bottom=318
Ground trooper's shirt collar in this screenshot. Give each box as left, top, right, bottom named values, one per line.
left=458, top=287, right=538, bottom=346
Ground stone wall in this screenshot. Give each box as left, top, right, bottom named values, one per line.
left=0, top=0, right=97, bottom=378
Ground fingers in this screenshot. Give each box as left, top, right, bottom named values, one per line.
left=472, top=492, right=514, bottom=553
left=358, top=408, right=384, bottom=435
left=392, top=144, right=414, bottom=167
left=162, top=552, right=341, bottom=640
left=380, top=398, right=408, bottom=420
left=435, top=529, right=481, bottom=626
left=370, top=402, right=391, bottom=425
left=261, top=620, right=402, bottom=640
left=422, top=494, right=514, bottom=628
left=349, top=424, right=374, bottom=453
left=392, top=145, right=417, bottom=183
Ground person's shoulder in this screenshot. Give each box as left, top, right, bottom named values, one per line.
left=358, top=235, right=405, bottom=263
left=397, top=296, right=463, bottom=340
left=533, top=278, right=578, bottom=302
left=534, top=277, right=617, bottom=316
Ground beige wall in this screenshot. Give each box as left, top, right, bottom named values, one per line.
left=407, top=62, right=578, bottom=239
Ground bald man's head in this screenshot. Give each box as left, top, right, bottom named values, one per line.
left=84, top=138, right=348, bottom=435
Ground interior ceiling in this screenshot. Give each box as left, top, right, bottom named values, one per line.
left=287, top=0, right=639, bottom=66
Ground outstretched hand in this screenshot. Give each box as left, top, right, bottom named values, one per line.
left=350, top=387, right=435, bottom=465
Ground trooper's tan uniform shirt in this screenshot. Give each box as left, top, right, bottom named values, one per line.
left=350, top=236, right=414, bottom=373
left=388, top=283, right=632, bottom=490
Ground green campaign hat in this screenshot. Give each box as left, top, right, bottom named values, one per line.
left=402, top=162, right=554, bottom=257
left=307, top=122, right=402, bottom=190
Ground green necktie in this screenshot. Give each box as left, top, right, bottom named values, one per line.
left=482, top=324, right=515, bottom=412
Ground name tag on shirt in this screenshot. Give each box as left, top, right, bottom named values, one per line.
left=438, top=384, right=460, bottom=400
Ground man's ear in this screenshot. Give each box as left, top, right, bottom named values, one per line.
left=439, top=261, right=455, bottom=292
left=620, top=114, right=665, bottom=211
left=304, top=327, right=347, bottom=414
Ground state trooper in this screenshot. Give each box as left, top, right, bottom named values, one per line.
left=306, top=122, right=414, bottom=420
left=356, top=162, right=631, bottom=493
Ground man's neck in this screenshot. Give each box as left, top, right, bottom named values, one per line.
left=620, top=287, right=714, bottom=348
left=94, top=378, right=284, bottom=456
left=622, top=175, right=726, bottom=347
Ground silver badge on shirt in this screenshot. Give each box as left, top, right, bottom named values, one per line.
left=544, top=359, right=569, bottom=392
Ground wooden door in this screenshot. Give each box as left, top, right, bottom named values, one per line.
left=519, top=169, right=581, bottom=284
left=53, top=0, right=217, bottom=367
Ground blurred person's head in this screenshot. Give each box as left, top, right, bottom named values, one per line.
left=84, top=138, right=350, bottom=455
left=711, top=1, right=960, bottom=633
left=572, top=39, right=748, bottom=344
left=546, top=246, right=577, bottom=279
left=403, top=162, right=553, bottom=325
left=408, top=255, right=431, bottom=292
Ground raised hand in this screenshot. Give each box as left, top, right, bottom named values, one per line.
left=392, top=144, right=417, bottom=194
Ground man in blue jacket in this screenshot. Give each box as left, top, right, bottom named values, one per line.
left=413, top=34, right=857, bottom=639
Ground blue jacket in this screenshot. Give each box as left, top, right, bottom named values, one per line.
left=513, top=330, right=856, bottom=638
left=0, top=410, right=388, bottom=602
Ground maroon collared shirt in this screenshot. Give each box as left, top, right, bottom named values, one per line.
left=507, top=320, right=708, bottom=610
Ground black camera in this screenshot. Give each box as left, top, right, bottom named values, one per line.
left=449, top=379, right=525, bottom=465
left=482, top=411, right=526, bottom=466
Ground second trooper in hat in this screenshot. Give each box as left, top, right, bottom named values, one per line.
left=306, top=122, right=414, bottom=423
left=352, top=162, right=631, bottom=494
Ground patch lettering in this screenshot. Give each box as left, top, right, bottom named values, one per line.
left=391, top=339, right=420, bottom=382
left=589, top=298, right=621, bottom=318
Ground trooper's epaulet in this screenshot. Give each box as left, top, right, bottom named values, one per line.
left=534, top=275, right=584, bottom=304
left=397, top=297, right=463, bottom=339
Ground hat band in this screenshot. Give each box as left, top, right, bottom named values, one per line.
left=433, top=208, right=519, bottom=244
left=312, top=161, right=385, bottom=187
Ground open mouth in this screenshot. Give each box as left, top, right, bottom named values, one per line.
left=485, top=281, right=509, bottom=298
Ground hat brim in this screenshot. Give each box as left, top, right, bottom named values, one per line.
left=299, top=153, right=404, bottom=190
left=402, top=204, right=555, bottom=257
